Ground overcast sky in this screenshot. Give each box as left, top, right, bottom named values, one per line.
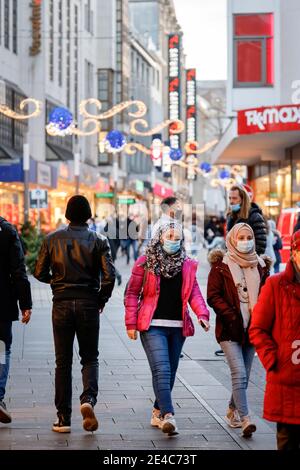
left=173, top=0, right=227, bottom=81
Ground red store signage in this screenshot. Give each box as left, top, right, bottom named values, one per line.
left=238, top=104, right=300, bottom=135
left=186, top=68, right=197, bottom=144
left=168, top=34, right=181, bottom=149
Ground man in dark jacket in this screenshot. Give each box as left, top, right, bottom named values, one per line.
left=0, top=217, right=32, bottom=424
left=34, top=196, right=115, bottom=433
left=227, top=185, right=267, bottom=255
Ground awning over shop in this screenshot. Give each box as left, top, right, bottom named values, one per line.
left=0, top=143, right=22, bottom=161
left=212, top=116, right=300, bottom=166
left=46, top=143, right=74, bottom=161
left=0, top=157, right=57, bottom=187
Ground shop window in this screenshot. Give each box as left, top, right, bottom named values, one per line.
left=234, top=13, right=274, bottom=87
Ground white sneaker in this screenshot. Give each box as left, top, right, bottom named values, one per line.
left=224, top=408, right=242, bottom=428
left=150, top=410, right=162, bottom=428
left=161, top=414, right=178, bottom=436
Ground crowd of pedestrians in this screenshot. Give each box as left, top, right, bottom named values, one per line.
left=0, top=186, right=299, bottom=450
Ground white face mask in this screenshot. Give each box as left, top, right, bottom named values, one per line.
left=237, top=240, right=254, bottom=253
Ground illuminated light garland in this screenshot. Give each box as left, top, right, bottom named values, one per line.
left=210, top=177, right=236, bottom=189
left=185, top=139, right=218, bottom=155
left=46, top=122, right=75, bottom=137
left=0, top=98, right=42, bottom=120
left=47, top=118, right=100, bottom=137
left=79, top=99, right=147, bottom=120
left=72, top=119, right=101, bottom=137
left=130, top=119, right=185, bottom=137
left=124, top=142, right=152, bottom=155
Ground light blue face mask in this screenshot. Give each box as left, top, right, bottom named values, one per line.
left=237, top=239, right=254, bottom=253
left=230, top=203, right=241, bottom=212
left=162, top=239, right=181, bottom=255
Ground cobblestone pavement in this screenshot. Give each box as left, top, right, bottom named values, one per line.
left=0, top=252, right=276, bottom=450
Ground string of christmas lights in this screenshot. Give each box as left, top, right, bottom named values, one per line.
left=79, top=99, right=147, bottom=120
left=129, top=118, right=185, bottom=137
left=0, top=98, right=42, bottom=120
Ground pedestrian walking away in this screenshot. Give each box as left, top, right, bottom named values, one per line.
left=34, top=195, right=116, bottom=434
left=124, top=222, right=210, bottom=436
left=207, top=223, right=271, bottom=437
left=0, top=216, right=32, bottom=425
left=249, top=229, right=300, bottom=451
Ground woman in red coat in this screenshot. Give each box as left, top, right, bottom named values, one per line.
left=249, top=230, right=300, bottom=450
left=207, top=223, right=270, bottom=437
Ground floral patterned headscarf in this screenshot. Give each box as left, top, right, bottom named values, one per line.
left=145, top=222, right=186, bottom=278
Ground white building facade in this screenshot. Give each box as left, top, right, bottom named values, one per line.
left=212, top=0, right=300, bottom=218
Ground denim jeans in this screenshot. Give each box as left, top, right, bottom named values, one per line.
left=220, top=340, right=255, bottom=419
left=140, top=326, right=185, bottom=417
left=0, top=321, right=12, bottom=401
left=52, top=299, right=100, bottom=418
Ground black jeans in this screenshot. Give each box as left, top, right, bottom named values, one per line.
left=277, top=423, right=300, bottom=451
left=52, top=299, right=100, bottom=418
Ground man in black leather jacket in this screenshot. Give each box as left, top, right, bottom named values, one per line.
left=34, top=195, right=115, bottom=433
left=0, top=217, right=32, bottom=424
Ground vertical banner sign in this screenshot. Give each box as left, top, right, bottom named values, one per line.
left=30, top=0, right=42, bottom=56
left=168, top=34, right=181, bottom=150
left=186, top=69, right=197, bottom=145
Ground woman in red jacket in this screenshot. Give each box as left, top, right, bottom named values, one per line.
left=249, top=230, right=300, bottom=450
left=207, top=223, right=270, bottom=437
left=124, top=222, right=210, bottom=436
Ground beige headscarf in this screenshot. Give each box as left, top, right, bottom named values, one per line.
left=223, top=223, right=265, bottom=312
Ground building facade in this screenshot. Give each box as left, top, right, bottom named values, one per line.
left=212, top=0, right=300, bottom=219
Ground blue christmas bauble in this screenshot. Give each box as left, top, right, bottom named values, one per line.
left=200, top=162, right=212, bottom=173
left=106, top=130, right=126, bottom=152
left=48, top=107, right=73, bottom=130
left=169, top=148, right=182, bottom=161
left=219, top=169, right=230, bottom=179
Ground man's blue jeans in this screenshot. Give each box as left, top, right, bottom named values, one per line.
left=140, top=326, right=185, bottom=417
left=220, top=340, right=255, bottom=419
left=0, top=322, right=12, bottom=401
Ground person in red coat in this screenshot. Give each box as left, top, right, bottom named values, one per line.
left=207, top=223, right=270, bottom=437
left=249, top=229, right=300, bottom=451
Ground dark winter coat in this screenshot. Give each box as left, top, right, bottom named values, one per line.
left=227, top=202, right=267, bottom=255
left=207, top=249, right=270, bottom=344
left=249, top=260, right=300, bottom=424
left=0, top=217, right=32, bottom=321
left=34, top=224, right=115, bottom=309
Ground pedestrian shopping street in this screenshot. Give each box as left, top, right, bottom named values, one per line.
left=0, top=252, right=276, bottom=451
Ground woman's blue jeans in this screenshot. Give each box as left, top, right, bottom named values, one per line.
left=140, top=326, right=185, bottom=417
left=220, top=340, right=255, bottom=419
